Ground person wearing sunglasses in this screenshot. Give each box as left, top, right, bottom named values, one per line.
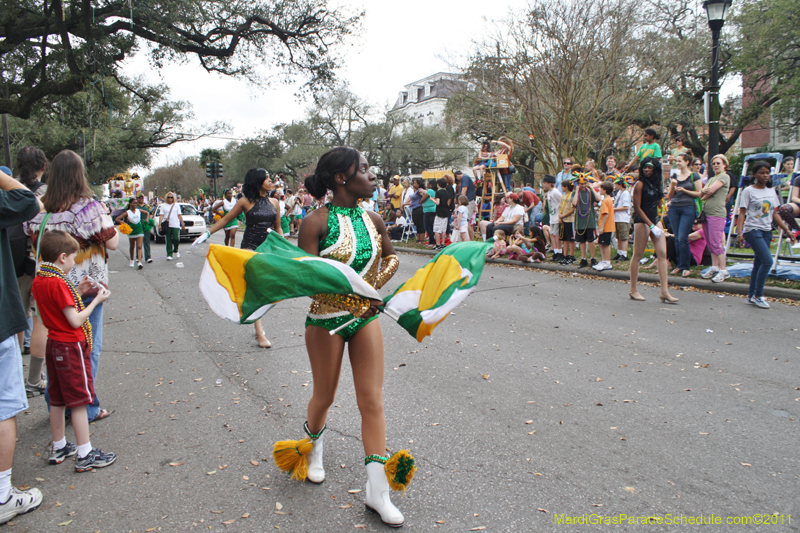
left=555, top=159, right=574, bottom=190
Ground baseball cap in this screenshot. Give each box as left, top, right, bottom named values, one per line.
left=507, top=192, right=520, bottom=202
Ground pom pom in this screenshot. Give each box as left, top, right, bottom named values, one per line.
left=272, top=438, right=314, bottom=481
left=213, top=214, right=222, bottom=222
left=119, top=223, right=133, bottom=235
left=384, top=450, right=416, bottom=493
left=142, top=218, right=155, bottom=232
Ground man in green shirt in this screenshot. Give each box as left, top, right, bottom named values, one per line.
left=625, top=128, right=662, bottom=171
left=571, top=175, right=601, bottom=268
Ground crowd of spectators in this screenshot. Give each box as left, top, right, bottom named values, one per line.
left=379, top=135, right=800, bottom=307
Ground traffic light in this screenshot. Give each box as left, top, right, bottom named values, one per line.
left=206, top=162, right=214, bottom=180
left=216, top=162, right=223, bottom=180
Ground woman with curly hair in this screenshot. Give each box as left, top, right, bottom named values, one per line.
left=628, top=157, right=678, bottom=303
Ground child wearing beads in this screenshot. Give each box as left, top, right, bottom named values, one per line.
left=30, top=231, right=116, bottom=473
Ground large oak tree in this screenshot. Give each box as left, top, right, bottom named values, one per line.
left=0, top=0, right=361, bottom=118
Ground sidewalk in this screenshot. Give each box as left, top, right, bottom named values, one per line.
left=393, top=246, right=800, bottom=301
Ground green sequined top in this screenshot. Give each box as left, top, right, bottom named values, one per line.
left=308, top=203, right=382, bottom=318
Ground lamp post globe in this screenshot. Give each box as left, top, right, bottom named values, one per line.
left=703, top=0, right=732, bottom=30
left=702, top=0, right=732, bottom=161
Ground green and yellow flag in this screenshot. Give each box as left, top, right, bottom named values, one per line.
left=199, top=231, right=381, bottom=324
left=382, top=241, right=494, bottom=342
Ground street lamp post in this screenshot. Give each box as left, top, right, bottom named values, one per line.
left=703, top=0, right=732, bottom=161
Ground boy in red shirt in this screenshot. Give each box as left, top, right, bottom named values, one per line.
left=31, top=231, right=116, bottom=473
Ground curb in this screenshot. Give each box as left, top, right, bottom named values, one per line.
left=393, top=246, right=800, bottom=301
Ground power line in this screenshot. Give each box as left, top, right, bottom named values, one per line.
left=106, top=124, right=480, bottom=152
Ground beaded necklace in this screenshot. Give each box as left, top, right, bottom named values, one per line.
left=575, top=189, right=593, bottom=237
left=37, top=262, right=93, bottom=351
left=577, top=189, right=591, bottom=219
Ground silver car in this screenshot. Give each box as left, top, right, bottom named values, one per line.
left=152, top=203, right=207, bottom=243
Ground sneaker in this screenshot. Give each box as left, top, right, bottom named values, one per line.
left=611, top=253, right=621, bottom=261
left=49, top=441, right=78, bottom=464
left=137, top=262, right=143, bottom=270
left=175, top=252, right=181, bottom=258
left=745, top=297, right=755, bottom=305
left=639, top=257, right=649, bottom=265
left=146, top=258, right=153, bottom=263
left=590, top=257, right=598, bottom=267
left=129, top=260, right=135, bottom=268
left=701, top=267, right=719, bottom=279
left=616, top=254, right=629, bottom=262
left=752, top=297, right=770, bottom=309
left=25, top=379, right=46, bottom=397
left=552, top=253, right=564, bottom=262
left=166, top=256, right=173, bottom=261
left=75, top=448, right=117, bottom=472
left=793, top=241, right=800, bottom=249
left=578, top=258, right=589, bottom=268
left=565, top=256, right=576, bottom=265
left=0, top=486, right=43, bottom=525
left=593, top=261, right=612, bottom=271
left=711, top=269, right=730, bottom=283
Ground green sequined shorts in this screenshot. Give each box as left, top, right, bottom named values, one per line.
left=305, top=313, right=379, bottom=342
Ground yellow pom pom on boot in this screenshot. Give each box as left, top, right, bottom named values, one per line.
left=272, top=437, right=313, bottom=481
left=384, top=450, right=416, bottom=493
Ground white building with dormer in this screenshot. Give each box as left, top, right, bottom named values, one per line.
left=391, top=72, right=468, bottom=127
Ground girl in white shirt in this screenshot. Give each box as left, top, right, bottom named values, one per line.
left=454, top=195, right=470, bottom=243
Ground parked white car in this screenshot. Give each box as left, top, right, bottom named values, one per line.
left=152, top=203, right=207, bottom=243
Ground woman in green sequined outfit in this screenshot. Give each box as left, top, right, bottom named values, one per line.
left=293, top=147, right=407, bottom=526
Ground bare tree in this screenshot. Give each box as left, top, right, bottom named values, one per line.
left=449, top=0, right=698, bottom=173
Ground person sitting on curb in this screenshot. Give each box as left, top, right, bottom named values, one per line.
left=508, top=224, right=546, bottom=263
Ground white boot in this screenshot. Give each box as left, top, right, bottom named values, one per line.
left=365, top=461, right=404, bottom=527
left=306, top=433, right=324, bottom=483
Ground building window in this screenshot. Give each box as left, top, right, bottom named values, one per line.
left=425, top=83, right=431, bottom=97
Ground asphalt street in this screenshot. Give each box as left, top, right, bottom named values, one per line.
left=10, top=231, right=799, bottom=533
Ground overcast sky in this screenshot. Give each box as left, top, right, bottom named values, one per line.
left=125, top=0, right=740, bottom=174
left=125, top=0, right=505, bottom=173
